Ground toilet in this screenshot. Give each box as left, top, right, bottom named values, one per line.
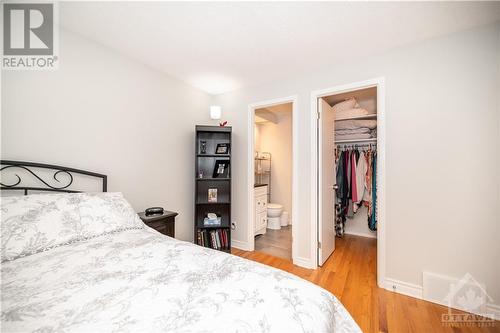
left=267, top=203, right=283, bottom=230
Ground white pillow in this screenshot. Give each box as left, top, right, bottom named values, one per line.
left=1, top=193, right=80, bottom=262
left=335, top=119, right=377, bottom=130
left=78, top=192, right=144, bottom=234
left=334, top=108, right=372, bottom=120
left=1, top=192, right=143, bottom=262
left=332, top=98, right=359, bottom=113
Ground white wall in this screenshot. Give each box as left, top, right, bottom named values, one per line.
left=214, top=23, right=500, bottom=305
left=254, top=124, right=261, bottom=152
left=255, top=111, right=292, bottom=217
left=1, top=28, right=212, bottom=242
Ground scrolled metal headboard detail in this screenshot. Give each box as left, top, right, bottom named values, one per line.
left=0, top=160, right=107, bottom=195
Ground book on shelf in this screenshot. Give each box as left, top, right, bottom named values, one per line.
left=196, top=228, right=229, bottom=250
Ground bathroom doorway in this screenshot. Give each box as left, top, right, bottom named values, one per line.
left=247, top=96, right=298, bottom=263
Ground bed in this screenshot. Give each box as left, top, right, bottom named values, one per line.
left=1, top=161, right=361, bottom=332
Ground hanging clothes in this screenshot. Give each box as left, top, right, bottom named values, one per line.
left=345, top=150, right=355, bottom=218
left=335, top=152, right=345, bottom=202
left=369, top=152, right=377, bottom=231
left=355, top=152, right=367, bottom=203
left=350, top=151, right=358, bottom=203
left=334, top=145, right=377, bottom=236
left=363, top=151, right=373, bottom=203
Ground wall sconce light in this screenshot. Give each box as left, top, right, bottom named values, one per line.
left=210, top=105, right=222, bottom=120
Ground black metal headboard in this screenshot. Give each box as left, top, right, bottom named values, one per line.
left=0, top=160, right=107, bottom=195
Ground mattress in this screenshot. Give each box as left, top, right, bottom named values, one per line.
left=1, top=193, right=361, bottom=333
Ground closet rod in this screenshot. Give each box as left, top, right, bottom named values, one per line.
left=336, top=143, right=376, bottom=149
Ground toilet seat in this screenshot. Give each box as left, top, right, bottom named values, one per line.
left=267, top=203, right=283, bottom=209
left=267, top=203, right=283, bottom=230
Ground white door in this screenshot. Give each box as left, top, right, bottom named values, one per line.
left=318, top=98, right=336, bottom=266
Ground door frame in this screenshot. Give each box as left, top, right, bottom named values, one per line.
left=247, top=95, right=299, bottom=263
left=310, top=77, right=386, bottom=287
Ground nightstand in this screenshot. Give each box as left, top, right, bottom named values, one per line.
left=138, top=210, right=178, bottom=237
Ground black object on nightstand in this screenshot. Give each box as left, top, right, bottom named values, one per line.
left=139, top=210, right=178, bottom=237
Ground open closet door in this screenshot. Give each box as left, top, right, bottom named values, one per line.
left=318, top=98, right=336, bottom=266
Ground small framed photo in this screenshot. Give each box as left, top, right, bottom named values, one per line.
left=212, top=160, right=230, bottom=178
left=208, top=188, right=218, bottom=203
left=199, top=140, right=207, bottom=154
left=215, top=143, right=230, bottom=154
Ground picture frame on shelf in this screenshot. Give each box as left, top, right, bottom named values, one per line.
left=208, top=188, right=218, bottom=203
left=212, top=160, right=230, bottom=178
left=199, top=140, right=207, bottom=154
left=215, top=143, right=230, bottom=154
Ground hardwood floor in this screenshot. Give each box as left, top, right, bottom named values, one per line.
left=232, top=235, right=499, bottom=333
left=254, top=225, right=292, bottom=260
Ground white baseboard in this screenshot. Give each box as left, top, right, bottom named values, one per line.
left=231, top=239, right=253, bottom=251
left=344, top=231, right=377, bottom=239
left=422, top=293, right=500, bottom=321
left=293, top=256, right=316, bottom=269
left=385, top=277, right=499, bottom=321
left=232, top=240, right=315, bottom=270
left=422, top=271, right=499, bottom=321
left=487, top=303, right=500, bottom=320
left=384, top=278, right=423, bottom=299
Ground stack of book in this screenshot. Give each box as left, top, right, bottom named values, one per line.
left=196, top=229, right=229, bottom=250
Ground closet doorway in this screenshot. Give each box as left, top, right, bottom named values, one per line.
left=311, top=78, right=386, bottom=287
left=247, top=96, right=298, bottom=264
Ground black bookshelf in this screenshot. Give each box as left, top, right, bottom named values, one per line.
left=194, top=125, right=231, bottom=253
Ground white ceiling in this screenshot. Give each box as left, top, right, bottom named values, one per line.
left=255, top=102, right=292, bottom=123
left=60, top=2, right=500, bottom=95
left=257, top=103, right=293, bottom=116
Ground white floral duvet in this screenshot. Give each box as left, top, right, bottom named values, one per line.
left=1, top=193, right=360, bottom=332
left=1, top=228, right=360, bottom=333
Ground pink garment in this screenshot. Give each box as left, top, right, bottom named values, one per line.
left=351, top=151, right=358, bottom=203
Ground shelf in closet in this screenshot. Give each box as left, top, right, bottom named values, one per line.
left=196, top=178, right=230, bottom=181
left=335, top=138, right=377, bottom=144
left=335, top=114, right=377, bottom=121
